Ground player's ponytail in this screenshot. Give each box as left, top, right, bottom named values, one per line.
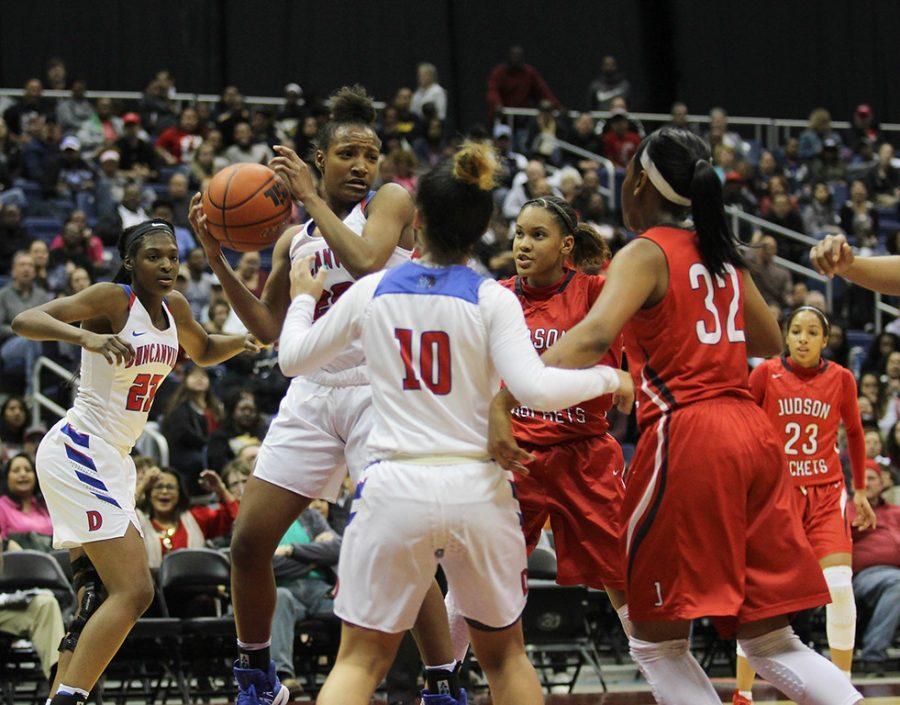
left=638, top=127, right=743, bottom=276
left=571, top=223, right=611, bottom=271
left=416, top=141, right=498, bottom=264
left=316, top=84, right=379, bottom=154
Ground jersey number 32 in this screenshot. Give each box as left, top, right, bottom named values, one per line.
left=395, top=328, right=452, bottom=395
left=689, top=263, right=746, bottom=345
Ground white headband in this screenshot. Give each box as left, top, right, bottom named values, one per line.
left=640, top=149, right=691, bottom=207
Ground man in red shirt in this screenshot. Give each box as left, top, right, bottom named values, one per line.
left=851, top=463, right=900, bottom=672
left=601, top=109, right=641, bottom=167
left=155, top=106, right=203, bottom=165
left=486, top=46, right=561, bottom=125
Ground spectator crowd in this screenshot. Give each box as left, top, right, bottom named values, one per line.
left=0, top=52, right=897, bottom=692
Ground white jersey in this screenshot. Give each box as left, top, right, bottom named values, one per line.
left=278, top=261, right=620, bottom=460
left=67, top=284, right=178, bottom=453
left=287, top=190, right=412, bottom=382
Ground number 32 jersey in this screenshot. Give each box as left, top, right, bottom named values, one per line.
left=623, top=226, right=752, bottom=432
left=288, top=191, right=412, bottom=379
left=67, top=284, right=178, bottom=453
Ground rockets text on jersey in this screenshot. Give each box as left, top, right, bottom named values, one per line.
left=501, top=269, right=623, bottom=445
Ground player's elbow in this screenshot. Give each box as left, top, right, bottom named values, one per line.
left=277, top=349, right=306, bottom=378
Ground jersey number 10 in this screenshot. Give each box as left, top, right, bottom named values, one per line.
left=689, top=263, right=746, bottom=345
left=395, top=329, right=452, bottom=395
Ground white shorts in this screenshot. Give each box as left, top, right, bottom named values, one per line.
left=254, top=377, right=374, bottom=502
left=35, top=419, right=142, bottom=550
left=334, top=460, right=528, bottom=633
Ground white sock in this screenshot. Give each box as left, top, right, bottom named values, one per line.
left=738, top=690, right=754, bottom=701
left=425, top=660, right=457, bottom=672
left=738, top=627, right=863, bottom=705
left=444, top=590, right=470, bottom=663
left=616, top=603, right=633, bottom=636
left=236, top=638, right=271, bottom=650
left=628, top=637, right=721, bottom=705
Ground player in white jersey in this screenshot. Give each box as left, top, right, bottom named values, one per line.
left=12, top=220, right=254, bottom=705
left=190, top=86, right=457, bottom=705
left=277, top=142, right=634, bottom=705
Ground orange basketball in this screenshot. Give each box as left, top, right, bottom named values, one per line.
left=201, top=163, right=292, bottom=252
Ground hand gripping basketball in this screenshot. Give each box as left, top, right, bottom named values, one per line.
left=270, top=145, right=317, bottom=203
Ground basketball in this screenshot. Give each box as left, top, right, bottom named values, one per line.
left=201, top=163, right=292, bottom=252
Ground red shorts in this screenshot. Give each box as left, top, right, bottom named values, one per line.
left=515, top=434, right=625, bottom=591
left=794, top=480, right=852, bottom=559
left=622, top=397, right=829, bottom=637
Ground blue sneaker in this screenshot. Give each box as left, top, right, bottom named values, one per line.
left=233, top=659, right=290, bottom=705
left=420, top=688, right=468, bottom=705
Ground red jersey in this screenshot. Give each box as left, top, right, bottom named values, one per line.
left=500, top=269, right=623, bottom=445
left=623, top=227, right=752, bottom=431
left=749, top=356, right=866, bottom=490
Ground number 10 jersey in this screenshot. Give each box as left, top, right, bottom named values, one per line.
left=622, top=226, right=753, bottom=432
left=67, top=284, right=178, bottom=453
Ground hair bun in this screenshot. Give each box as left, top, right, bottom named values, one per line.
left=452, top=141, right=498, bottom=191
left=329, top=84, right=376, bottom=125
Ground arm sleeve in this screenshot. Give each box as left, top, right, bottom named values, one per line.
left=277, top=275, right=379, bottom=378
left=289, top=535, right=342, bottom=566
left=840, top=368, right=867, bottom=491
left=747, top=362, right=768, bottom=406
left=480, top=281, right=620, bottom=411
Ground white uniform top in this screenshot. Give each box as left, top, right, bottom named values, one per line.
left=67, top=284, right=179, bottom=454
left=278, top=261, right=620, bottom=460
left=287, top=191, right=412, bottom=384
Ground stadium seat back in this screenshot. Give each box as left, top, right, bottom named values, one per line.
left=0, top=549, right=75, bottom=613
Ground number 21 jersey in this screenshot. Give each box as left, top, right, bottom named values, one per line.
left=67, top=284, right=178, bottom=453
left=288, top=191, right=412, bottom=378
left=623, top=226, right=752, bottom=431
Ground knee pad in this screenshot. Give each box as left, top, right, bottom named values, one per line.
left=823, top=565, right=856, bottom=651
left=59, top=555, right=106, bottom=652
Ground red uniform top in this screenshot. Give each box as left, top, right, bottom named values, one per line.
left=500, top=269, right=623, bottom=445
left=749, top=356, right=866, bottom=490
left=623, top=227, right=752, bottom=431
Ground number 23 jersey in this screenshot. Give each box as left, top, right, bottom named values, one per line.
left=623, top=226, right=752, bottom=431
left=749, top=356, right=865, bottom=489
left=67, top=284, right=178, bottom=453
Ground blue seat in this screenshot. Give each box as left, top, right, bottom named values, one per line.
left=846, top=329, right=873, bottom=351
left=23, top=216, right=63, bottom=243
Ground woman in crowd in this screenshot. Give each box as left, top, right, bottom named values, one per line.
left=840, top=180, right=880, bottom=243
left=203, top=299, right=232, bottom=335
left=161, top=363, right=224, bottom=494
left=235, top=251, right=268, bottom=299
left=0, top=453, right=53, bottom=550
left=0, top=396, right=31, bottom=461
left=137, top=466, right=238, bottom=568
left=862, top=332, right=897, bottom=376
left=206, top=389, right=267, bottom=471
left=802, top=182, right=841, bottom=236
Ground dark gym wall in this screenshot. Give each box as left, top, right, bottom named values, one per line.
left=0, top=0, right=896, bottom=128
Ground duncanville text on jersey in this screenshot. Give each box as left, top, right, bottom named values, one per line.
left=124, top=343, right=179, bottom=369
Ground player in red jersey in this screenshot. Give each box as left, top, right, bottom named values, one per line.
left=503, top=196, right=630, bottom=621
left=732, top=306, right=876, bottom=704
left=489, top=127, right=864, bottom=705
